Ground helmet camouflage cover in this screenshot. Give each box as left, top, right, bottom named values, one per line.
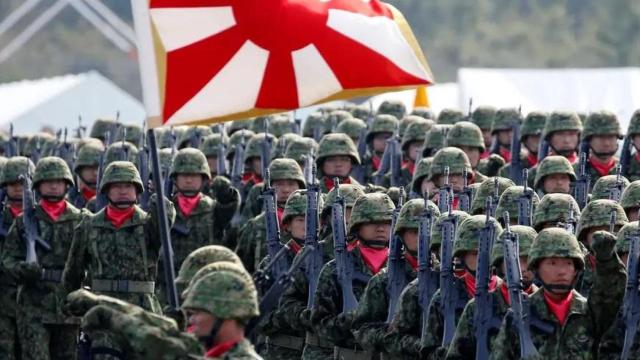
left=533, top=155, right=577, bottom=189
left=454, top=215, right=503, bottom=258
left=621, top=180, right=640, bottom=210
left=411, top=107, right=435, bottom=120
left=269, top=115, right=294, bottom=138
left=99, top=161, right=144, bottom=194
left=429, top=147, right=473, bottom=181
left=471, top=106, right=497, bottom=130
left=104, top=141, right=139, bottom=168
left=470, top=177, right=516, bottom=215
left=377, top=100, right=406, bottom=120
left=394, top=198, right=440, bottom=234
left=402, top=119, right=435, bottom=151
left=33, top=156, right=74, bottom=188
left=411, top=157, right=433, bottom=195
left=174, top=245, right=243, bottom=288
left=533, top=193, right=581, bottom=231
left=491, top=108, right=522, bottom=134
left=446, top=121, right=485, bottom=152
left=366, top=114, right=398, bottom=143
left=398, top=115, right=424, bottom=137
left=316, top=133, right=360, bottom=170
left=170, top=148, right=211, bottom=180
left=348, top=192, right=395, bottom=234
left=495, top=186, right=541, bottom=225
left=528, top=228, right=585, bottom=271
left=0, top=156, right=35, bottom=186
left=627, top=109, right=640, bottom=136
left=615, top=221, right=639, bottom=254
left=302, top=112, right=328, bottom=137
left=430, top=211, right=471, bottom=250
left=244, top=133, right=277, bottom=163
left=422, top=124, right=453, bottom=157
left=576, top=199, right=628, bottom=243
left=177, top=126, right=213, bottom=149
left=520, top=111, right=548, bottom=139
left=582, top=111, right=623, bottom=140
left=199, top=134, right=227, bottom=158
left=436, top=108, right=465, bottom=125
left=321, top=184, right=366, bottom=218
left=336, top=118, right=367, bottom=141
left=492, top=225, right=537, bottom=266
left=285, top=137, right=318, bottom=165
left=114, top=124, right=143, bottom=145
left=226, top=129, right=255, bottom=160
left=73, top=141, right=105, bottom=174
left=590, top=175, right=630, bottom=202
left=542, top=111, right=582, bottom=140
left=269, top=158, right=305, bottom=188
left=89, top=119, right=117, bottom=140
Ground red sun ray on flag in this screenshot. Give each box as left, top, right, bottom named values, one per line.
left=133, top=0, right=434, bottom=127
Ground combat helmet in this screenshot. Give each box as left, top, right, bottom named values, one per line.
left=398, top=115, right=423, bottom=137
left=269, top=115, right=295, bottom=138
left=327, top=110, right=353, bottom=128
left=411, top=157, right=433, bottom=195
left=365, top=115, right=398, bottom=144
left=114, top=124, right=143, bottom=146
left=495, top=186, right=540, bottom=225
left=199, top=134, right=227, bottom=158
left=226, top=130, right=255, bottom=161
left=73, top=141, right=105, bottom=175
left=99, top=161, right=144, bottom=194
left=422, top=124, right=453, bottom=157
left=0, top=156, right=35, bottom=186
left=347, top=192, right=395, bottom=235
left=177, top=126, right=213, bottom=149
left=576, top=199, right=627, bottom=243
left=582, top=111, right=623, bottom=140
left=175, top=245, right=243, bottom=293
left=89, top=119, right=118, bottom=141
left=491, top=225, right=537, bottom=267
left=621, top=180, right=640, bottom=211
left=430, top=211, right=471, bottom=251
left=302, top=112, right=328, bottom=138
left=436, top=108, right=464, bottom=125
left=627, top=110, right=640, bottom=137
left=33, top=156, right=74, bottom=188
left=590, top=174, right=630, bottom=202
left=429, top=147, right=473, bottom=181
left=283, top=190, right=307, bottom=224
left=446, top=121, right=485, bottom=152
left=521, top=111, right=548, bottom=141
left=471, top=106, right=497, bottom=130
left=411, top=107, right=435, bottom=120
left=533, top=156, right=577, bottom=190
left=542, top=111, right=583, bottom=141
left=454, top=215, right=503, bottom=258
left=350, top=104, right=373, bottom=121
left=470, top=177, right=516, bottom=215
left=528, top=228, right=585, bottom=271
left=533, top=193, right=581, bottom=231
left=401, top=119, right=434, bottom=152
left=228, top=119, right=251, bottom=135
left=244, top=133, right=277, bottom=163
left=268, top=158, right=305, bottom=189
left=336, top=118, right=367, bottom=141
left=491, top=108, right=522, bottom=135
left=170, top=148, right=211, bottom=180
left=316, top=133, right=360, bottom=174
left=285, top=137, right=318, bottom=165
left=321, top=184, right=366, bottom=218
left=615, top=221, right=639, bottom=255
left=104, top=141, right=139, bottom=168
left=394, top=198, right=440, bottom=234
left=377, top=100, right=406, bottom=120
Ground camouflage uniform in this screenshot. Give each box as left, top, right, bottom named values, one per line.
left=624, top=110, right=640, bottom=181
left=445, top=225, right=537, bottom=359
left=0, top=157, right=34, bottom=360
left=532, top=155, right=576, bottom=195
left=620, top=180, right=640, bottom=220
left=490, top=229, right=626, bottom=360
left=308, top=193, right=395, bottom=359
left=362, top=115, right=398, bottom=184
left=2, top=157, right=86, bottom=360
left=533, top=193, right=581, bottom=231
left=351, top=199, right=440, bottom=358
left=436, top=109, right=464, bottom=125
left=72, top=141, right=105, bottom=209
left=495, top=185, right=540, bottom=226
left=469, top=177, right=516, bottom=215
left=384, top=211, right=470, bottom=359
left=410, top=157, right=433, bottom=197
left=377, top=100, right=406, bottom=121
left=176, top=126, right=213, bottom=149
left=422, top=125, right=452, bottom=158
left=575, top=199, right=627, bottom=296
left=470, top=106, right=496, bottom=155
left=446, top=121, right=488, bottom=181
left=400, top=119, right=435, bottom=181
left=498, top=111, right=547, bottom=178
left=590, top=174, right=630, bottom=202
left=316, top=133, right=361, bottom=193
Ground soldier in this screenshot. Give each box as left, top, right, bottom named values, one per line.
left=620, top=180, right=640, bottom=221
left=410, top=157, right=435, bottom=199
left=0, top=156, right=34, bottom=360
left=229, top=119, right=251, bottom=135
left=352, top=199, right=440, bottom=358
left=590, top=174, right=630, bottom=202
left=89, top=119, right=118, bottom=145
left=177, top=125, right=213, bottom=149
left=157, top=148, right=239, bottom=305
left=533, top=155, right=576, bottom=195
left=495, top=185, right=540, bottom=226
left=540, top=111, right=582, bottom=163
left=398, top=115, right=424, bottom=138
left=362, top=115, right=398, bottom=184
left=469, top=177, right=516, bottom=215
left=575, top=111, right=623, bottom=187
left=445, top=225, right=538, bottom=359
left=336, top=117, right=367, bottom=146
left=272, top=133, right=302, bottom=160
left=446, top=121, right=489, bottom=182
left=316, top=133, right=362, bottom=193
left=384, top=210, right=470, bottom=359
left=488, top=108, right=521, bottom=163
left=436, top=108, right=464, bottom=125
left=377, top=100, right=406, bottom=121
left=498, top=111, right=547, bottom=177
left=470, top=106, right=497, bottom=159
left=575, top=199, right=627, bottom=296
left=174, top=245, right=243, bottom=299
left=309, top=193, right=395, bottom=359
left=270, top=115, right=296, bottom=138
left=623, top=109, right=640, bottom=181
left=429, top=147, right=475, bottom=210
left=400, top=120, right=434, bottom=182
left=241, top=133, right=276, bottom=195
left=72, top=141, right=104, bottom=209
left=198, top=134, right=228, bottom=181
left=2, top=157, right=86, bottom=359
left=236, top=158, right=305, bottom=273
left=420, top=215, right=503, bottom=359
left=490, top=229, right=625, bottom=359
left=533, top=193, right=581, bottom=231
left=422, top=125, right=452, bottom=158
left=302, top=112, right=329, bottom=141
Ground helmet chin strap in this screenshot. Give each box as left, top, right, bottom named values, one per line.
left=534, top=270, right=580, bottom=294
left=108, top=200, right=136, bottom=209
left=178, top=190, right=200, bottom=197
left=549, top=143, right=576, bottom=157
left=589, top=146, right=618, bottom=159
left=199, top=318, right=224, bottom=349
left=360, top=239, right=389, bottom=248
left=40, top=194, right=66, bottom=202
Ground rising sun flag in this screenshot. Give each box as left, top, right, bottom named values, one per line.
left=132, top=0, right=434, bottom=127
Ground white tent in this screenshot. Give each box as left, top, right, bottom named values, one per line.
left=0, top=71, right=145, bottom=134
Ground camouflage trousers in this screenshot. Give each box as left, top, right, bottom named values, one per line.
left=0, top=314, right=19, bottom=360
left=260, top=334, right=305, bottom=360
left=302, top=333, right=333, bottom=360
left=86, top=330, right=126, bottom=360
left=18, top=321, right=78, bottom=360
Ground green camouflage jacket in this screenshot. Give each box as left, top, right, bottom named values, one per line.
left=352, top=260, right=416, bottom=355
left=2, top=201, right=85, bottom=324
left=235, top=212, right=267, bottom=274
left=573, top=157, right=619, bottom=192
left=62, top=198, right=175, bottom=314
left=0, top=206, right=18, bottom=318
left=489, top=254, right=626, bottom=360
left=625, top=155, right=640, bottom=182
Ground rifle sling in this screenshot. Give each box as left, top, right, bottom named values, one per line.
left=91, top=279, right=155, bottom=294
left=266, top=334, right=305, bottom=351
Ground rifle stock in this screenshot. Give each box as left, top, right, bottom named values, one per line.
left=332, top=178, right=358, bottom=314
left=386, top=188, right=405, bottom=322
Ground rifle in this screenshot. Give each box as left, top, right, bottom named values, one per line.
left=352, top=127, right=368, bottom=184
left=138, top=130, right=151, bottom=210
left=55, top=128, right=75, bottom=170
left=293, top=111, right=302, bottom=135
left=439, top=191, right=457, bottom=347
left=262, top=169, right=289, bottom=286
left=488, top=177, right=499, bottom=218
left=389, top=131, right=403, bottom=188
left=474, top=198, right=497, bottom=360
left=0, top=189, right=7, bottom=236
left=573, top=140, right=591, bottom=210
left=622, top=228, right=640, bottom=359
left=75, top=115, right=86, bottom=139
left=305, top=164, right=322, bottom=309
left=459, top=169, right=472, bottom=213
left=31, top=138, right=42, bottom=165
left=565, top=204, right=576, bottom=235
left=373, top=139, right=392, bottom=186
left=216, top=125, right=228, bottom=178
left=418, top=192, right=438, bottom=339
left=517, top=169, right=534, bottom=226
left=537, top=138, right=550, bottom=163
left=20, top=166, right=51, bottom=264
left=609, top=164, right=624, bottom=201
left=332, top=178, right=359, bottom=314
left=509, top=120, right=523, bottom=185
left=260, top=132, right=272, bottom=181
left=163, top=130, right=177, bottom=199
left=94, top=132, right=109, bottom=211
left=438, top=166, right=452, bottom=214
left=620, top=134, right=632, bottom=178
left=147, top=129, right=180, bottom=311
left=609, top=208, right=617, bottom=233
left=4, top=123, right=18, bottom=157
left=303, top=151, right=315, bottom=186
left=386, top=188, right=406, bottom=322
left=312, top=123, right=323, bottom=143
left=231, top=133, right=246, bottom=191
left=502, top=212, right=540, bottom=359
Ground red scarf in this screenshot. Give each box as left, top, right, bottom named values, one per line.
left=106, top=205, right=135, bottom=229
left=480, top=149, right=490, bottom=160
left=526, top=153, right=538, bottom=168
left=543, top=290, right=573, bottom=326
left=402, top=160, right=415, bottom=176
left=371, top=154, right=381, bottom=171
left=205, top=340, right=240, bottom=358
left=81, top=186, right=97, bottom=201
left=461, top=270, right=498, bottom=298
left=589, top=156, right=616, bottom=177
left=565, top=152, right=578, bottom=164
left=635, top=151, right=640, bottom=164
left=586, top=254, right=596, bottom=270
left=323, top=176, right=351, bottom=192
left=288, top=240, right=302, bottom=255
left=9, top=203, right=23, bottom=218
left=359, top=244, right=388, bottom=274
left=435, top=194, right=459, bottom=210
left=39, top=199, right=67, bottom=222
left=177, top=193, right=201, bottom=218
left=500, top=282, right=535, bottom=306
left=499, top=147, right=512, bottom=163
left=241, top=172, right=262, bottom=185
left=277, top=207, right=285, bottom=227
left=404, top=251, right=418, bottom=271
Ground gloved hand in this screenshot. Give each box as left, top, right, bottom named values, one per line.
left=163, top=305, right=187, bottom=331
left=15, top=261, right=42, bottom=283
left=299, top=308, right=313, bottom=330
left=210, top=176, right=238, bottom=204
left=591, top=230, right=617, bottom=262
left=336, top=311, right=354, bottom=332
left=64, top=289, right=100, bottom=316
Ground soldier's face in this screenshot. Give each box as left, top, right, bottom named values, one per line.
left=6, top=182, right=23, bottom=201
left=188, top=310, right=216, bottom=337
left=39, top=180, right=67, bottom=197
left=496, top=129, right=513, bottom=146
left=207, top=157, right=218, bottom=178
left=250, top=158, right=262, bottom=175
left=358, top=222, right=391, bottom=244
left=420, top=178, right=437, bottom=197
left=176, top=174, right=204, bottom=192
left=537, top=257, right=577, bottom=294
left=434, top=174, right=464, bottom=193
left=80, top=166, right=98, bottom=186
left=372, top=133, right=392, bottom=153
left=501, top=256, right=534, bottom=283
left=272, top=179, right=300, bottom=205
left=543, top=173, right=571, bottom=194
left=107, top=183, right=137, bottom=204
left=458, top=146, right=480, bottom=168
left=462, top=251, right=478, bottom=272
left=589, top=135, right=618, bottom=158
left=481, top=130, right=492, bottom=148
left=407, top=142, right=422, bottom=162
left=550, top=130, right=579, bottom=154
left=402, top=229, right=418, bottom=253
left=626, top=207, right=639, bottom=222
left=286, top=215, right=306, bottom=239
left=322, top=156, right=352, bottom=178
left=524, top=135, right=541, bottom=153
